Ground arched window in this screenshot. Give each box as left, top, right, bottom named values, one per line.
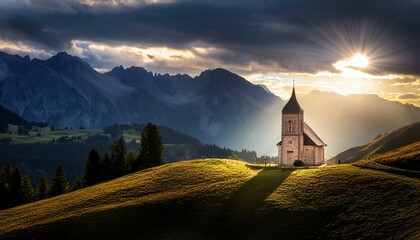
left=288, top=120, right=293, bottom=132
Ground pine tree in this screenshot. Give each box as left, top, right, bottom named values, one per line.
left=0, top=162, right=14, bottom=209
left=109, top=137, right=127, bottom=177
left=83, top=148, right=102, bottom=186
left=0, top=163, right=33, bottom=208
left=9, top=168, right=23, bottom=206
left=72, top=177, right=83, bottom=191
left=125, top=150, right=138, bottom=173
left=0, top=181, right=9, bottom=210
left=100, top=153, right=113, bottom=181
left=21, top=174, right=34, bottom=203
left=50, top=165, right=69, bottom=197
left=36, top=177, right=49, bottom=200
left=139, top=123, right=164, bottom=169
left=0, top=162, right=13, bottom=184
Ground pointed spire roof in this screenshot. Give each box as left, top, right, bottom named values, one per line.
left=282, top=83, right=303, bottom=114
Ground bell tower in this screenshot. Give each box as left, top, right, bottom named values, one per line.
left=278, top=82, right=304, bottom=165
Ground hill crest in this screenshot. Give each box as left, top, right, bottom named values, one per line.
left=329, top=122, right=420, bottom=163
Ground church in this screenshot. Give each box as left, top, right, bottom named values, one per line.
left=277, top=85, right=326, bottom=166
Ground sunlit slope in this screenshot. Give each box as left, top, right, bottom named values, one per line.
left=0, top=159, right=253, bottom=238
left=0, top=160, right=419, bottom=240
left=355, top=141, right=420, bottom=171
left=329, top=122, right=420, bottom=163
left=266, top=165, right=420, bottom=239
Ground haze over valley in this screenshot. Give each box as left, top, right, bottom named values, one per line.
left=1, top=51, right=418, bottom=156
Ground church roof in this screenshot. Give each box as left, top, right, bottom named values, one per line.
left=282, top=86, right=303, bottom=114
left=303, top=123, right=326, bottom=147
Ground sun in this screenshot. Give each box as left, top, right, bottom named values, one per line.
left=348, top=53, right=369, bottom=69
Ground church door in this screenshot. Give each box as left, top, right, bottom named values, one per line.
left=287, top=151, right=293, bottom=163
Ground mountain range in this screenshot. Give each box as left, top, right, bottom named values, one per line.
left=0, top=51, right=419, bottom=156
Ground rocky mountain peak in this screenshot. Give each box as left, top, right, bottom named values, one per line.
left=46, top=52, right=93, bottom=73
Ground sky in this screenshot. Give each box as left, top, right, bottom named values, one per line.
left=0, top=0, right=419, bottom=106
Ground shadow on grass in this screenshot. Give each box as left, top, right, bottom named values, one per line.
left=225, top=168, right=294, bottom=216
left=208, top=168, right=295, bottom=238
left=4, top=167, right=334, bottom=240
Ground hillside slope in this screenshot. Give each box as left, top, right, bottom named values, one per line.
left=0, top=105, right=29, bottom=127
left=329, top=122, right=420, bottom=163
left=354, top=141, right=420, bottom=171
left=0, top=160, right=418, bottom=240
left=0, top=124, right=246, bottom=182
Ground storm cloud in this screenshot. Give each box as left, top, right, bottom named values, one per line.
left=0, top=0, right=420, bottom=75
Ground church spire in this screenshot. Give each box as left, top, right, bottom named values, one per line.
left=282, top=81, right=303, bottom=114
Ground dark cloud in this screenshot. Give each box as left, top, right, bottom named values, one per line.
left=391, top=76, right=418, bottom=84
left=0, top=0, right=419, bottom=75
left=399, top=93, right=420, bottom=100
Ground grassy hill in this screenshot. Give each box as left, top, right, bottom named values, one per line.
left=0, top=159, right=419, bottom=239
left=328, top=122, right=420, bottom=163
left=355, top=142, right=420, bottom=171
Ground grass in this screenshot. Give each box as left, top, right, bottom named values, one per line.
left=266, top=165, right=420, bottom=239
left=0, top=159, right=419, bottom=239
left=353, top=142, right=420, bottom=177
left=0, top=125, right=103, bottom=144
left=121, top=129, right=142, bottom=143
left=355, top=142, right=420, bottom=171
left=0, top=159, right=253, bottom=237
left=0, top=126, right=179, bottom=147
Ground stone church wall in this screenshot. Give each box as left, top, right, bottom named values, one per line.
left=281, top=135, right=301, bottom=165
left=313, top=146, right=324, bottom=165
left=303, top=145, right=314, bottom=164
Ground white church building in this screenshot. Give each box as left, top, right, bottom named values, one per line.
left=277, top=86, right=326, bottom=166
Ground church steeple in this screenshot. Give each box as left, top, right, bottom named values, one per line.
left=282, top=82, right=303, bottom=114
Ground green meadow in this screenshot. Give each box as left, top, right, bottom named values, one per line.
left=0, top=125, right=102, bottom=144
left=0, top=125, right=169, bottom=145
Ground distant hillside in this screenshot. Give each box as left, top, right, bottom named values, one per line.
left=0, top=105, right=29, bottom=127
left=0, top=123, right=255, bottom=182
left=328, top=122, right=420, bottom=163
left=0, top=105, right=48, bottom=133
left=0, top=160, right=418, bottom=239
left=354, top=142, right=420, bottom=172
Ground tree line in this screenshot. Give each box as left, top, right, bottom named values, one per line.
left=0, top=124, right=257, bottom=183
left=0, top=123, right=164, bottom=210
left=0, top=162, right=75, bottom=210
left=83, top=123, right=163, bottom=186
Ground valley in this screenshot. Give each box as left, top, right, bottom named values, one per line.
left=1, top=52, right=419, bottom=156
